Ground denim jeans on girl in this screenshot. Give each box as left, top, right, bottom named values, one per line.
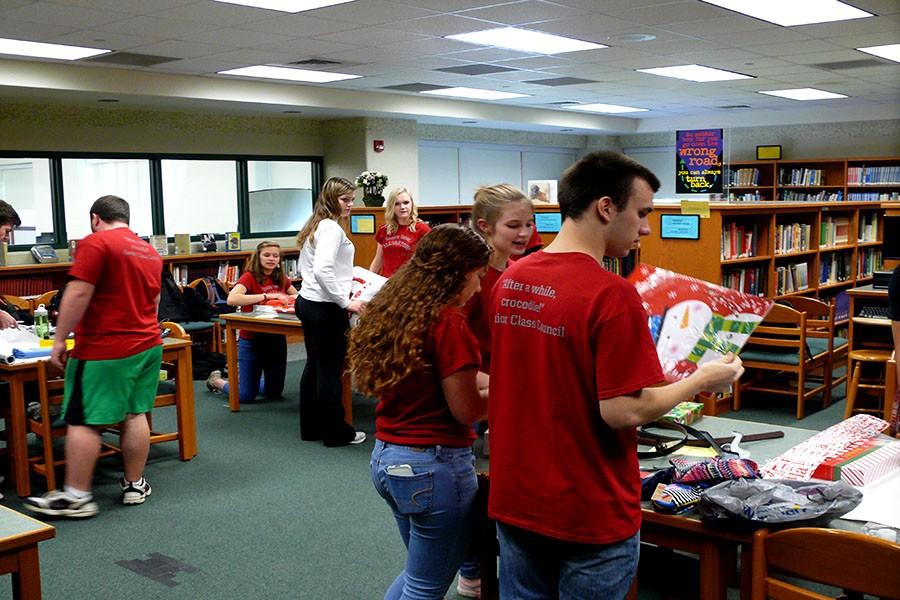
left=370, top=439, right=478, bottom=600
left=497, top=521, right=639, bottom=600
left=222, top=335, right=286, bottom=403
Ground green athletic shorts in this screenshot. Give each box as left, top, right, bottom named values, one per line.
left=63, top=344, right=163, bottom=426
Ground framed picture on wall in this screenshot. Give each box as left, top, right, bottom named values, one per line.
left=527, top=180, right=558, bottom=204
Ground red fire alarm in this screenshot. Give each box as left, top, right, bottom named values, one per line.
left=373, top=139, right=385, bottom=153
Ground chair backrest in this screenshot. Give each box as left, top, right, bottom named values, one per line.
left=751, top=528, right=900, bottom=600
left=778, top=296, right=833, bottom=339
left=4, top=294, right=33, bottom=315
left=160, top=321, right=189, bottom=340
left=743, top=303, right=807, bottom=354
left=32, top=290, right=58, bottom=314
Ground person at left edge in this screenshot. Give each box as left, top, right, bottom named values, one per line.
left=0, top=199, right=22, bottom=330
left=295, top=177, right=367, bottom=447
left=24, top=195, right=163, bottom=519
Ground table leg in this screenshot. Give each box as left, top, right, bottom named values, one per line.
left=11, top=545, right=42, bottom=600
left=174, top=346, right=198, bottom=459
left=225, top=323, right=240, bottom=412
left=342, top=372, right=352, bottom=426
left=9, top=374, right=32, bottom=498
left=698, top=539, right=727, bottom=600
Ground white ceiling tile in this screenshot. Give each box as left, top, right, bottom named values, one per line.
left=748, top=40, right=847, bottom=57
left=381, top=36, right=473, bottom=55
left=256, top=37, right=360, bottom=56
left=703, top=28, right=810, bottom=47
left=826, top=31, right=900, bottom=50
left=96, top=15, right=219, bottom=38
left=494, top=55, right=575, bottom=69
left=389, top=0, right=502, bottom=10
left=848, top=0, right=900, bottom=15
left=0, top=18, right=76, bottom=41
left=315, top=25, right=430, bottom=46
left=445, top=47, right=537, bottom=62
left=238, top=14, right=360, bottom=36
left=157, top=1, right=279, bottom=26
left=660, top=14, right=772, bottom=36
left=47, top=0, right=195, bottom=14
left=178, top=27, right=294, bottom=48
left=205, top=48, right=300, bottom=64
left=458, top=0, right=587, bottom=26
left=47, top=29, right=157, bottom=51
left=526, top=15, right=642, bottom=38
left=154, top=57, right=239, bottom=74
left=3, top=1, right=133, bottom=28
left=791, top=14, right=900, bottom=39
left=310, top=0, right=438, bottom=26
left=786, top=49, right=874, bottom=66
left=126, top=39, right=237, bottom=60
left=316, top=46, right=409, bottom=63
left=389, top=13, right=496, bottom=36
left=602, top=1, right=729, bottom=26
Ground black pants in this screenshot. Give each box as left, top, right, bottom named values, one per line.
left=295, top=296, right=355, bottom=446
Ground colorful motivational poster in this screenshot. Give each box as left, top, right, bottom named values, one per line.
left=675, top=129, right=724, bottom=194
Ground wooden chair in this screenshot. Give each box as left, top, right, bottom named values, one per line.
left=776, top=296, right=849, bottom=407
left=184, top=278, right=222, bottom=352
left=751, top=527, right=900, bottom=600
left=843, top=348, right=894, bottom=421
left=734, top=303, right=833, bottom=419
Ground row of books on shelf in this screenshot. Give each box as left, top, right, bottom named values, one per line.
left=775, top=263, right=809, bottom=295
left=149, top=232, right=241, bottom=256
left=847, top=191, right=900, bottom=201
left=215, top=263, right=241, bottom=286
left=779, top=190, right=843, bottom=202
left=722, top=267, right=764, bottom=296
left=858, top=248, right=882, bottom=277
left=779, top=168, right=825, bottom=186
left=847, top=165, right=900, bottom=185
left=282, top=257, right=301, bottom=280
left=726, top=168, right=762, bottom=187
left=819, top=252, right=852, bottom=285
left=774, top=222, right=811, bottom=254
left=819, top=217, right=850, bottom=247
left=726, top=191, right=765, bottom=202
left=721, top=222, right=758, bottom=259
left=601, top=256, right=630, bottom=276
left=858, top=212, right=879, bottom=243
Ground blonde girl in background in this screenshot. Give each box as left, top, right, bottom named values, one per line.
left=369, top=187, right=431, bottom=277
left=206, top=241, right=297, bottom=404
left=295, top=177, right=366, bottom=447
left=348, top=225, right=491, bottom=600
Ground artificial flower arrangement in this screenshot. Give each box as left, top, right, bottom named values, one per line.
left=355, top=171, right=389, bottom=192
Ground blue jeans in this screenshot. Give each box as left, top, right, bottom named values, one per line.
left=371, top=439, right=478, bottom=600
left=497, top=522, right=639, bottom=600
left=222, top=335, right=286, bottom=404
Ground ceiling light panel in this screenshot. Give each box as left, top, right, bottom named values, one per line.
left=446, top=27, right=606, bottom=55
left=856, top=43, right=900, bottom=64
left=0, top=37, right=110, bottom=60
left=758, top=87, right=848, bottom=100
left=213, top=0, right=358, bottom=12
left=698, top=0, right=872, bottom=27
left=421, top=87, right=529, bottom=100
left=637, top=64, right=753, bottom=82
left=218, top=65, right=361, bottom=83
left=568, top=103, right=648, bottom=114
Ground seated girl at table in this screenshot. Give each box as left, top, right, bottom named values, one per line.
left=206, top=241, right=297, bottom=403
left=348, top=225, right=491, bottom=600
left=369, top=187, right=431, bottom=277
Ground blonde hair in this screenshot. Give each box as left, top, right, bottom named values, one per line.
left=246, top=241, right=284, bottom=286
left=296, top=177, right=355, bottom=249
left=384, top=187, right=420, bottom=234
left=349, top=225, right=491, bottom=396
left=471, top=184, right=532, bottom=239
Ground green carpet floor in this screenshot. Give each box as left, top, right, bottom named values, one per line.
left=0, top=361, right=853, bottom=599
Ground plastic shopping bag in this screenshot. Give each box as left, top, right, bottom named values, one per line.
left=699, top=478, right=862, bottom=523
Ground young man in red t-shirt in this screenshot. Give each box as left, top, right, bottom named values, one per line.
left=26, top=195, right=163, bottom=519
left=488, top=151, right=744, bottom=598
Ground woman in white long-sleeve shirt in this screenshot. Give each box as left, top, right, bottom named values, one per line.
left=295, top=177, right=366, bottom=447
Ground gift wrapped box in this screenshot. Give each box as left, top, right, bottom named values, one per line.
left=840, top=441, right=900, bottom=487
left=660, top=401, right=705, bottom=425
left=811, top=438, right=886, bottom=481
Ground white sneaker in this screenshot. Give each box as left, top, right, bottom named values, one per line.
left=120, top=477, right=152, bottom=505
left=24, top=490, right=98, bottom=519
left=349, top=431, right=367, bottom=445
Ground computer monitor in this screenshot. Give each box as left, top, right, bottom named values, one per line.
left=883, top=215, right=899, bottom=260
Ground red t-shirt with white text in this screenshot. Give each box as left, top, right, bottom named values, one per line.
left=69, top=228, right=163, bottom=360
left=375, top=221, right=431, bottom=277
left=463, top=264, right=504, bottom=374
left=488, top=252, right=665, bottom=544
left=375, top=306, right=480, bottom=447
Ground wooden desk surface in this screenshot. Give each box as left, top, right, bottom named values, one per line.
left=0, top=505, right=54, bottom=553
left=847, top=284, right=889, bottom=298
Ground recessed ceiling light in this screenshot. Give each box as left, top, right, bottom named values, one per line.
left=421, top=87, right=529, bottom=100
left=567, top=103, right=649, bottom=114
left=857, top=43, right=900, bottom=64
left=0, top=37, right=110, bottom=60
left=698, top=0, right=872, bottom=27
left=218, top=65, right=361, bottom=83
left=759, top=88, right=848, bottom=100
left=446, top=27, right=606, bottom=55
left=637, top=64, right=752, bottom=82
left=213, top=0, right=357, bottom=12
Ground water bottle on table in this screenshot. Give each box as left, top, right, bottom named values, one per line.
left=34, top=303, right=49, bottom=339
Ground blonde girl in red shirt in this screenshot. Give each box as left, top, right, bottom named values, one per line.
left=370, top=187, right=431, bottom=277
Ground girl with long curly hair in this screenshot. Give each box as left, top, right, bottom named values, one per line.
left=348, top=224, right=491, bottom=600
left=295, top=177, right=366, bottom=447
left=369, top=187, right=431, bottom=277
left=206, top=241, right=297, bottom=403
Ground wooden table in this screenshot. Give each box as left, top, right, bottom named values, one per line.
left=219, top=312, right=353, bottom=421
left=0, top=503, right=55, bottom=599
left=0, top=337, right=197, bottom=498
left=478, top=416, right=820, bottom=600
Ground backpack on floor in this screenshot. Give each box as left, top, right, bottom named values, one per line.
left=158, top=270, right=190, bottom=323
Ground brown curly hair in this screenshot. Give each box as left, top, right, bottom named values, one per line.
left=349, top=224, right=491, bottom=397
